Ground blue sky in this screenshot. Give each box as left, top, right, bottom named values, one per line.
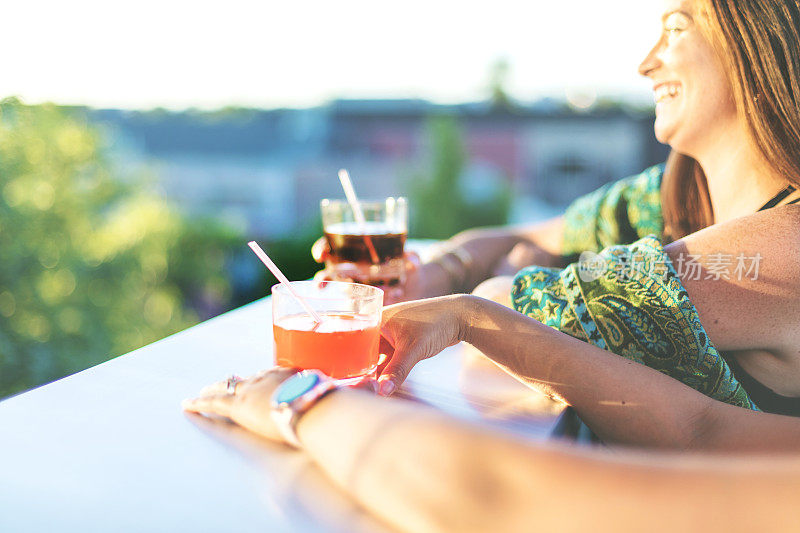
left=2, top=0, right=663, bottom=109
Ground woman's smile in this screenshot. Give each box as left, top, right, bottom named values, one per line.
left=638, top=3, right=739, bottom=156
left=653, top=81, right=682, bottom=104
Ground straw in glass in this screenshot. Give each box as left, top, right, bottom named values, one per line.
left=247, top=241, right=323, bottom=325
left=337, top=169, right=380, bottom=264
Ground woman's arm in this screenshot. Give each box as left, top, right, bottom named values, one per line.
left=459, top=295, right=800, bottom=452
left=378, top=292, right=800, bottom=452
left=312, top=216, right=566, bottom=302
left=186, top=371, right=800, bottom=533
left=300, top=386, right=800, bottom=533
left=381, top=206, right=800, bottom=451
left=417, top=216, right=566, bottom=298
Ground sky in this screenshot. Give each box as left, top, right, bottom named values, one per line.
left=2, top=0, right=664, bottom=110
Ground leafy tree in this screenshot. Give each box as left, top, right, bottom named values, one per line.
left=409, top=116, right=512, bottom=239
left=0, top=99, right=243, bottom=398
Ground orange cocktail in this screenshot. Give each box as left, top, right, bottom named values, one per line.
left=273, top=313, right=379, bottom=379
left=271, top=281, right=384, bottom=380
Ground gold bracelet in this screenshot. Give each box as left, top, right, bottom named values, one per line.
left=430, top=247, right=473, bottom=293
left=432, top=255, right=464, bottom=293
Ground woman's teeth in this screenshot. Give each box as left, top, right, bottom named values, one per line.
left=655, top=84, right=681, bottom=103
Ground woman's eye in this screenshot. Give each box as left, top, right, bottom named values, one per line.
left=663, top=12, right=690, bottom=34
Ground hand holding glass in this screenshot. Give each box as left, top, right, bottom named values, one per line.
left=272, top=281, right=383, bottom=380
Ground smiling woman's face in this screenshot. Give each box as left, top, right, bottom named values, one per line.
left=638, top=0, right=738, bottom=156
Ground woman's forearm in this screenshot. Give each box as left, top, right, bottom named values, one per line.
left=459, top=295, right=800, bottom=452
left=296, top=387, right=638, bottom=533
left=296, top=388, right=539, bottom=533
left=426, top=217, right=566, bottom=296
left=298, top=385, right=800, bottom=532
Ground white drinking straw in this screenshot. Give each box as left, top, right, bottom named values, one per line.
left=337, top=169, right=380, bottom=263
left=247, top=241, right=323, bottom=325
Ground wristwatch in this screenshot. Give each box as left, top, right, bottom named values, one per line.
left=270, top=370, right=339, bottom=448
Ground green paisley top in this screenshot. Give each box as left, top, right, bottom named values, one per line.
left=512, top=164, right=757, bottom=410
left=561, top=163, right=666, bottom=258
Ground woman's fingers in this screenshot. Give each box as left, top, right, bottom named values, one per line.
left=377, top=336, right=396, bottom=376
left=312, top=269, right=335, bottom=283
left=182, top=393, right=235, bottom=417
left=379, top=335, right=395, bottom=357
left=377, top=296, right=466, bottom=395
left=377, top=341, right=426, bottom=396
left=181, top=366, right=305, bottom=445
left=185, top=367, right=296, bottom=415
left=197, top=374, right=246, bottom=396
left=311, top=237, right=330, bottom=263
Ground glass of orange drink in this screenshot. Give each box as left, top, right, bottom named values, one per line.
left=272, top=280, right=383, bottom=380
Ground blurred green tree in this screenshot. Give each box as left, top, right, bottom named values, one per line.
left=0, top=99, right=244, bottom=399
left=409, top=116, right=512, bottom=239
left=488, top=57, right=515, bottom=110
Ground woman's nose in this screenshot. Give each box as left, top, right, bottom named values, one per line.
left=638, top=40, right=663, bottom=77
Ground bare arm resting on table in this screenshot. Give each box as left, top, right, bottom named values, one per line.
left=302, top=386, right=800, bottom=533
left=185, top=369, right=800, bottom=533
left=380, top=294, right=800, bottom=452
left=379, top=207, right=800, bottom=451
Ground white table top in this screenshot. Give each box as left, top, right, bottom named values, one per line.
left=0, top=296, right=564, bottom=533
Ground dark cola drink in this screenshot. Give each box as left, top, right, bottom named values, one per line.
left=325, top=222, right=406, bottom=263
left=324, top=222, right=407, bottom=287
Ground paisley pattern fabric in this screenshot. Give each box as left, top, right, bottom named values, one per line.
left=562, top=164, right=666, bottom=257
left=512, top=167, right=758, bottom=410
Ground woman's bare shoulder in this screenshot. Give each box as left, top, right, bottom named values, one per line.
left=663, top=205, right=800, bottom=353
left=669, top=204, right=800, bottom=271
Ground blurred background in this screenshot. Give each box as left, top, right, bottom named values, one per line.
left=0, top=0, right=670, bottom=399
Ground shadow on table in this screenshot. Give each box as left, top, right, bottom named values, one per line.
left=184, top=412, right=391, bottom=533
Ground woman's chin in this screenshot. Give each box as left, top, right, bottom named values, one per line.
left=653, top=120, right=677, bottom=147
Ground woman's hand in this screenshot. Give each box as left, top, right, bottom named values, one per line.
left=377, top=294, right=470, bottom=395
left=311, top=235, right=424, bottom=304
left=310, top=236, right=331, bottom=265
left=183, top=367, right=379, bottom=444
left=182, top=367, right=298, bottom=442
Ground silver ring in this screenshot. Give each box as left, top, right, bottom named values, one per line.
left=226, top=375, right=243, bottom=395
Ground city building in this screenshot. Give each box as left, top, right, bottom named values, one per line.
left=91, top=99, right=669, bottom=238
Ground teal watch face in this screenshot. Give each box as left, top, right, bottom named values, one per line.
left=275, top=372, right=320, bottom=404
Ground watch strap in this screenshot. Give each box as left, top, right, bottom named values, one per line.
left=271, top=370, right=339, bottom=448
